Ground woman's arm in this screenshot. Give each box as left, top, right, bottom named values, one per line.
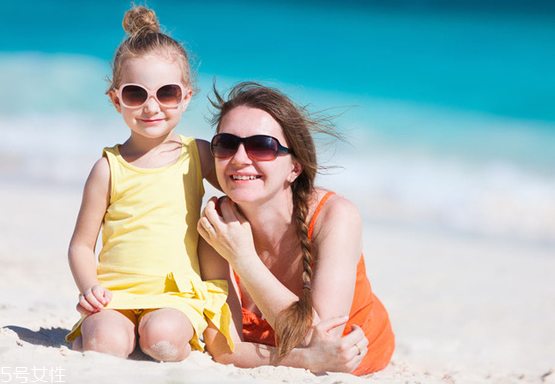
left=68, top=157, right=112, bottom=314
left=198, top=234, right=368, bottom=373
left=204, top=316, right=368, bottom=373
left=310, top=193, right=363, bottom=335
left=198, top=193, right=363, bottom=339
left=198, top=197, right=301, bottom=328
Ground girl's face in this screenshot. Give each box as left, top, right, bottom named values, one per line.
left=109, top=54, right=192, bottom=141
left=216, top=106, right=302, bottom=205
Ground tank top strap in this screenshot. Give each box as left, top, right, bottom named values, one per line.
left=308, top=191, right=336, bottom=241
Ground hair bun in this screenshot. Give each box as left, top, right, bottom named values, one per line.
left=122, top=5, right=160, bottom=36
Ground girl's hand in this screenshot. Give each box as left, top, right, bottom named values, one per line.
left=304, top=316, right=369, bottom=373
left=77, top=285, right=112, bottom=316
left=197, top=196, right=257, bottom=268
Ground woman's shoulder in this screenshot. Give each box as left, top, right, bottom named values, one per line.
left=313, top=188, right=361, bottom=216
left=311, top=188, right=362, bottom=232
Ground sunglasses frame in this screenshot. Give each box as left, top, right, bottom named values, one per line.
left=211, top=133, right=292, bottom=161
left=115, top=83, right=185, bottom=109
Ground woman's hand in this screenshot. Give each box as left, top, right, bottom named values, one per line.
left=77, top=285, right=112, bottom=316
left=197, top=196, right=257, bottom=268
left=304, top=316, right=369, bottom=373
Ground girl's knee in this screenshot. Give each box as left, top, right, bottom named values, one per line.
left=138, top=309, right=194, bottom=361
left=141, top=339, right=192, bottom=362
left=81, top=312, right=136, bottom=358
left=72, top=336, right=83, bottom=352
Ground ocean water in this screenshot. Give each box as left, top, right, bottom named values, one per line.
left=1, top=0, right=554, bottom=244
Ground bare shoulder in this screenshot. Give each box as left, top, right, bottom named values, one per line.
left=82, top=157, right=111, bottom=200
left=313, top=189, right=362, bottom=224
left=88, top=157, right=110, bottom=182
left=311, top=188, right=363, bottom=241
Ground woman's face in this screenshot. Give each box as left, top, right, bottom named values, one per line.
left=216, top=106, right=301, bottom=205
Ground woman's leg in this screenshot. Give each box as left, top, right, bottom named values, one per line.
left=80, top=309, right=137, bottom=358
left=138, top=308, right=194, bottom=362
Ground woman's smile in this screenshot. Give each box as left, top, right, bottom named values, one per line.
left=231, top=174, right=261, bottom=181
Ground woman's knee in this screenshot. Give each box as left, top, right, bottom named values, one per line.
left=138, top=309, right=193, bottom=361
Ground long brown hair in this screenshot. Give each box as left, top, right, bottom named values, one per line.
left=209, top=82, right=341, bottom=359
left=106, top=5, right=195, bottom=94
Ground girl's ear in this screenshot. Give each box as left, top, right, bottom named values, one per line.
left=180, top=88, right=193, bottom=113
left=288, top=159, right=303, bottom=183
left=108, top=90, right=122, bottom=113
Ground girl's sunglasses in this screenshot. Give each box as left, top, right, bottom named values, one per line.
left=211, top=133, right=292, bottom=161
left=115, top=83, right=184, bottom=108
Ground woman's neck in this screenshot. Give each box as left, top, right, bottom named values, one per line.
left=238, top=189, right=298, bottom=256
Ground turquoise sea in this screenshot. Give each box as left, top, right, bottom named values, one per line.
left=1, top=0, right=554, bottom=244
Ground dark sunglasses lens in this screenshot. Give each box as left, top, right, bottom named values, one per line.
left=121, top=85, right=148, bottom=107
left=246, top=136, right=278, bottom=160
left=157, top=84, right=182, bottom=106
left=211, top=134, right=239, bottom=158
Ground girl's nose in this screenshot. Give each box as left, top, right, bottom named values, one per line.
left=143, top=96, right=161, bottom=114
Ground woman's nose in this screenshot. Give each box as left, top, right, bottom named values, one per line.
left=231, top=143, right=252, bottom=164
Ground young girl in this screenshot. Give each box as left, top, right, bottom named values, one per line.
left=66, top=5, right=232, bottom=361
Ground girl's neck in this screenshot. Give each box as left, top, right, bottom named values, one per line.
left=119, top=131, right=182, bottom=168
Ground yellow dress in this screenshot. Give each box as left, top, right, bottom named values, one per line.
left=66, top=136, right=233, bottom=351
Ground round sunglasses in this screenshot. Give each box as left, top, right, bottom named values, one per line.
left=115, top=83, right=185, bottom=108
left=210, top=133, right=292, bottom=161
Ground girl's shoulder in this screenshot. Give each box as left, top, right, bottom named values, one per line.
left=82, top=156, right=111, bottom=197
left=90, top=156, right=110, bottom=177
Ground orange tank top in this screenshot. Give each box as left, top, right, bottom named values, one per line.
left=236, top=191, right=395, bottom=375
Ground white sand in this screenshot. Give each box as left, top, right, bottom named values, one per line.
left=1, top=181, right=554, bottom=384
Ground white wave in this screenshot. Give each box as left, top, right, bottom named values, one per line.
left=1, top=53, right=554, bottom=244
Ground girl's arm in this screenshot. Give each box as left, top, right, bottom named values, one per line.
left=196, top=139, right=220, bottom=190
left=68, top=157, right=112, bottom=314
left=198, top=194, right=362, bottom=340
left=198, top=235, right=368, bottom=373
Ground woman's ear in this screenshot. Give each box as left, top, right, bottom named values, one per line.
left=288, top=159, right=303, bottom=183
left=108, top=90, right=122, bottom=113
left=181, top=88, right=193, bottom=113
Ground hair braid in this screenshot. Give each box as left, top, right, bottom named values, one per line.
left=274, top=177, right=314, bottom=360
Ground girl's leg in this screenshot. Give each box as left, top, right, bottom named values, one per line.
left=80, top=309, right=137, bottom=358
left=72, top=336, right=83, bottom=352
left=138, top=308, right=194, bottom=362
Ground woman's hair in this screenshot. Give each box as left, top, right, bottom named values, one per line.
left=209, top=82, right=341, bottom=359
left=106, top=5, right=195, bottom=93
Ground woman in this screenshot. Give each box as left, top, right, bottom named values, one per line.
left=198, top=82, right=394, bottom=375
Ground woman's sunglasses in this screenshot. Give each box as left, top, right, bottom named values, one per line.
left=210, top=133, right=292, bottom=161
left=115, top=83, right=184, bottom=108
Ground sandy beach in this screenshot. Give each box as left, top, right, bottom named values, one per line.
left=1, top=179, right=554, bottom=384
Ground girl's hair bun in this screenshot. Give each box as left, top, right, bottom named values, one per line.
left=122, top=5, right=160, bottom=36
